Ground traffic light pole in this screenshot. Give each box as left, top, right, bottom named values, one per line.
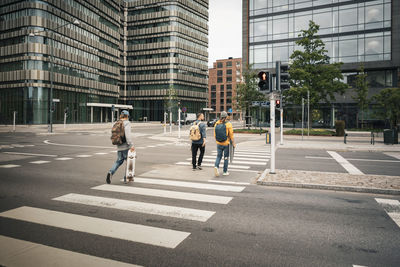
left=178, top=108, right=181, bottom=139
left=280, top=94, right=283, bottom=145
left=269, top=93, right=276, bottom=174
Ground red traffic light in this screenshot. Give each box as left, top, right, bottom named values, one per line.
left=275, top=100, right=280, bottom=108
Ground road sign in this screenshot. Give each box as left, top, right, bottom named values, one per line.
left=228, top=108, right=232, bottom=113
left=261, top=101, right=270, bottom=107
left=182, top=107, right=187, bottom=113
left=252, top=101, right=260, bottom=106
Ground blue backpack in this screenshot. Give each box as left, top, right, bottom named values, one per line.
left=215, top=122, right=227, bottom=142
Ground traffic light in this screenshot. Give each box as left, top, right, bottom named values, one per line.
left=276, top=99, right=280, bottom=109
left=276, top=61, right=290, bottom=91
left=257, top=71, right=269, bottom=92
left=64, top=107, right=69, bottom=114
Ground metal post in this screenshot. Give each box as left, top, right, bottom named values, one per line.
left=178, top=108, right=181, bottom=139
left=269, top=93, right=276, bottom=174
left=64, top=112, right=67, bottom=129
left=49, top=31, right=54, bottom=133
left=301, top=98, right=304, bottom=140
left=111, top=110, right=114, bottom=124
left=280, top=94, right=283, bottom=145
left=169, top=111, right=172, bottom=134
left=13, top=111, right=16, bottom=132
left=90, top=106, right=93, bottom=123
left=164, top=112, right=167, bottom=135
left=307, top=90, right=310, bottom=137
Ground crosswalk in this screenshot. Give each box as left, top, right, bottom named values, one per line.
left=0, top=177, right=247, bottom=266
left=175, top=145, right=270, bottom=171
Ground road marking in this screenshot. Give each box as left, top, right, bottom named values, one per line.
left=327, top=151, right=363, bottom=175
left=134, top=177, right=246, bottom=192
left=387, top=212, right=400, bottom=228
left=147, top=145, right=156, bottom=148
left=353, top=265, right=368, bottom=267
left=55, top=157, right=73, bottom=161
left=25, top=144, right=35, bottom=147
left=2, top=152, right=57, bottom=157
left=305, top=156, right=332, bottom=160
left=213, top=151, right=270, bottom=156
left=384, top=152, right=400, bottom=160
left=208, top=180, right=250, bottom=185
left=0, top=164, right=20, bottom=168
left=11, top=144, right=25, bottom=147
left=0, top=235, right=142, bottom=267
left=54, top=193, right=215, bottom=222
left=195, top=158, right=266, bottom=166
left=0, top=206, right=190, bottom=249
left=375, top=198, right=400, bottom=228
left=29, top=160, right=51, bottom=164
left=234, top=149, right=269, bottom=153
left=92, top=184, right=232, bottom=204
left=375, top=198, right=400, bottom=206
left=95, top=152, right=108, bottom=155
left=211, top=153, right=269, bottom=158
left=176, top=162, right=250, bottom=169
left=44, top=140, right=112, bottom=149
left=75, top=155, right=92, bottom=158
left=202, top=155, right=267, bottom=162
left=109, top=150, right=118, bottom=153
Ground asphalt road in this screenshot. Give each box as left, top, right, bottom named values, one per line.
left=0, top=128, right=399, bottom=266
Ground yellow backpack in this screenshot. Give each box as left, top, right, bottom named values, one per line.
left=189, top=122, right=201, bottom=141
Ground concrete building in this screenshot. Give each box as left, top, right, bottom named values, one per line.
left=0, top=0, right=208, bottom=124
left=208, top=57, right=242, bottom=119
left=242, top=0, right=400, bottom=128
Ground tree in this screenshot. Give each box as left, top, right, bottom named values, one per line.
left=372, top=87, right=400, bottom=129
left=285, top=21, right=348, bottom=126
left=352, top=63, right=369, bottom=129
left=234, top=64, right=265, bottom=127
left=164, top=84, right=178, bottom=113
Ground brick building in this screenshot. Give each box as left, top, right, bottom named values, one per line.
left=208, top=57, right=242, bottom=119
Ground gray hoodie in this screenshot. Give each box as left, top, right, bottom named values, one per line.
left=117, top=120, right=133, bottom=151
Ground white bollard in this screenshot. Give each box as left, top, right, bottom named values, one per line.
left=270, top=94, right=276, bottom=174
left=13, top=111, right=16, bottom=132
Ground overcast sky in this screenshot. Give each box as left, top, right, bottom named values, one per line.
left=208, top=0, right=242, bottom=68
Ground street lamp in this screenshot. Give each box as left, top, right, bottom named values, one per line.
left=29, top=19, right=80, bottom=133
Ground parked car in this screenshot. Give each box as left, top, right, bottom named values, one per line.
left=207, top=119, right=218, bottom=127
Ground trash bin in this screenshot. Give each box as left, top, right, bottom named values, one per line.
left=383, top=129, right=399, bottom=145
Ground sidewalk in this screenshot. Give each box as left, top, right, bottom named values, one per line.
left=257, top=169, right=400, bottom=195
left=0, top=122, right=164, bottom=133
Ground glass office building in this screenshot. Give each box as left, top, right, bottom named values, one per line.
left=121, top=0, right=208, bottom=121
left=243, top=0, right=400, bottom=128
left=0, top=0, right=208, bottom=124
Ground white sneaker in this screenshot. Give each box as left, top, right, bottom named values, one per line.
left=214, top=167, right=219, bottom=177
left=223, top=172, right=230, bottom=176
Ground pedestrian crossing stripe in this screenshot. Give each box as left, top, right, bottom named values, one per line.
left=375, top=198, right=400, bottom=228
left=187, top=158, right=267, bottom=166
left=75, top=155, right=92, bottom=158
left=202, top=155, right=267, bottom=161
left=0, top=206, right=190, bottom=249
left=212, top=150, right=270, bottom=155
left=53, top=193, right=215, bottom=222
left=55, top=157, right=73, bottom=161
left=0, top=235, right=142, bottom=267
left=0, top=164, right=20, bottom=168
left=29, top=161, right=51, bottom=164
left=176, top=161, right=250, bottom=170
left=211, top=153, right=269, bottom=158
left=133, top=177, right=246, bottom=192
left=92, top=184, right=233, bottom=204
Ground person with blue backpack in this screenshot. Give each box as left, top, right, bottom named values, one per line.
left=213, top=111, right=235, bottom=176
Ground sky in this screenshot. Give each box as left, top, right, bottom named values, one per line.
left=208, top=0, right=242, bottom=68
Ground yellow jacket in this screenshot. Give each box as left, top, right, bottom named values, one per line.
left=214, top=120, right=234, bottom=146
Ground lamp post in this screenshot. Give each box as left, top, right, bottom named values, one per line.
left=29, top=19, right=79, bottom=133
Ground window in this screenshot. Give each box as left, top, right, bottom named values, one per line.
left=220, top=92, right=224, bottom=97
left=217, top=70, right=223, bottom=76
left=211, top=85, right=216, bottom=91
left=227, top=84, right=232, bottom=90
left=226, top=61, right=232, bottom=67
left=220, top=85, right=224, bottom=91
left=227, top=92, right=232, bottom=97
left=217, top=77, right=223, bottom=83
left=211, top=92, right=216, bottom=98
left=236, top=61, right=241, bottom=68
left=226, top=69, right=232, bottom=75
left=217, top=62, right=223, bottom=68
left=226, top=77, right=232, bottom=82
left=220, top=99, right=224, bottom=104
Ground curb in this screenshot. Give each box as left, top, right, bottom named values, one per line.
left=257, top=180, right=400, bottom=195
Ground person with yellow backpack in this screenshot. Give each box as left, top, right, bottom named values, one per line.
left=189, top=113, right=206, bottom=171
left=214, top=111, right=235, bottom=176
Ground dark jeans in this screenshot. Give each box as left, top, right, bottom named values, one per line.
left=192, top=143, right=205, bottom=168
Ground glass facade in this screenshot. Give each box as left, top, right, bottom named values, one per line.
left=249, top=0, right=392, bottom=69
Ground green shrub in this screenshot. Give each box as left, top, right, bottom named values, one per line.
left=234, top=129, right=268, bottom=134
left=335, top=120, right=345, bottom=136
